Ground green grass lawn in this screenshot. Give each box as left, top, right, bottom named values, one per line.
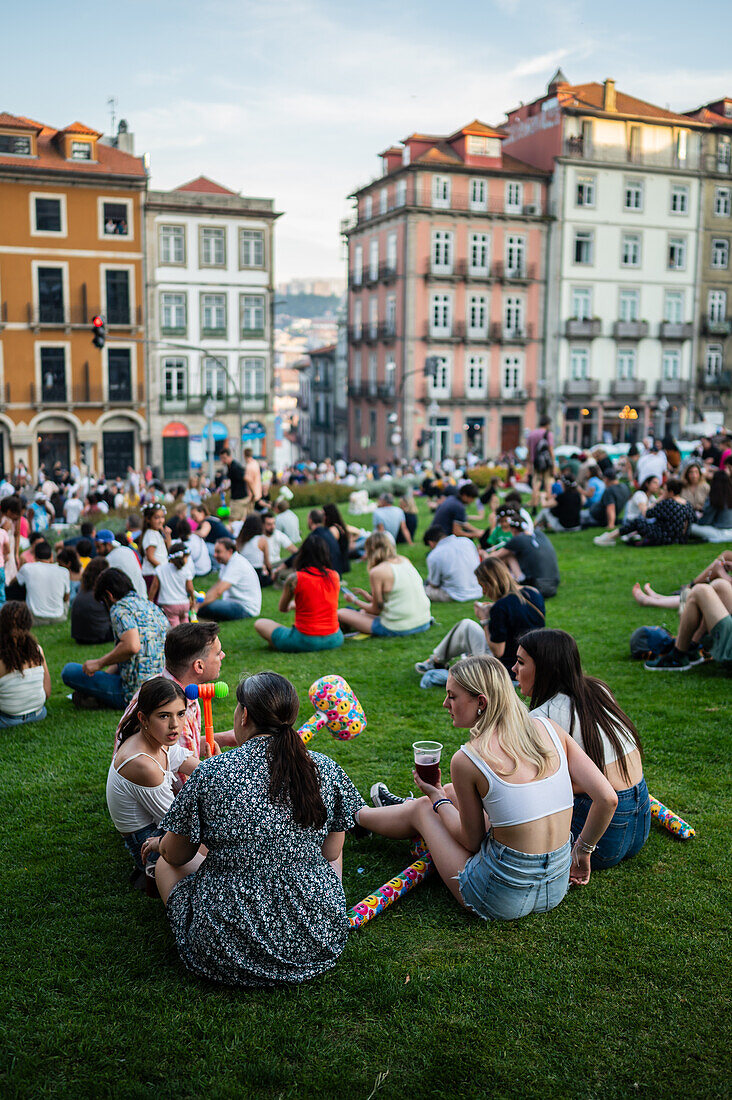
left=1, top=507, right=730, bottom=1099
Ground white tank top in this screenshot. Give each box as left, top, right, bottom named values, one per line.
left=459, top=715, right=573, bottom=827
left=105, top=743, right=190, bottom=833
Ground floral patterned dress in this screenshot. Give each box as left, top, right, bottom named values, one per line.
left=160, top=737, right=365, bottom=987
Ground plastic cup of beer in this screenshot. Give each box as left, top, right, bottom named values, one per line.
left=412, top=741, right=443, bottom=785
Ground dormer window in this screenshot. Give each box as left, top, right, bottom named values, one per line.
left=0, top=133, right=31, bottom=156
left=71, top=141, right=92, bottom=160
left=402, top=145, right=411, bottom=166
left=467, top=135, right=501, bottom=157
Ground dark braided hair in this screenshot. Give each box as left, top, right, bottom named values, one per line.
left=116, top=676, right=187, bottom=744
left=0, top=602, right=43, bottom=674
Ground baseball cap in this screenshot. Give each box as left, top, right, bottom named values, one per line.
left=95, top=529, right=115, bottom=543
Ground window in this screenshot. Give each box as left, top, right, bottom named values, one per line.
left=705, top=344, right=723, bottom=380
left=466, top=356, right=487, bottom=395
left=369, top=409, right=377, bottom=446
left=505, top=181, right=523, bottom=213
left=619, top=289, right=639, bottom=322
left=240, top=357, right=265, bottom=398
left=385, top=359, right=396, bottom=393
left=576, top=175, right=595, bottom=207
left=571, top=287, right=592, bottom=320
left=367, top=352, right=377, bottom=394
left=105, top=270, right=131, bottom=325
left=469, top=178, right=487, bottom=211
left=385, top=295, right=397, bottom=335
left=396, top=179, right=407, bottom=207
left=161, top=292, right=187, bottom=333
left=469, top=233, right=490, bottom=275
left=430, top=355, right=450, bottom=394
left=103, top=202, right=129, bottom=236
left=239, top=229, right=264, bottom=268
left=70, top=141, right=92, bottom=160
left=40, top=347, right=66, bottom=402
left=708, top=290, right=727, bottom=322
left=467, top=294, right=488, bottom=337
left=364, top=195, right=373, bottom=220
left=616, top=348, right=636, bottom=380
left=203, top=358, right=227, bottom=399
left=108, top=348, right=132, bottom=402
left=354, top=406, right=362, bottom=445
left=430, top=294, right=452, bottom=336
left=201, top=293, right=227, bottom=336
left=668, top=237, right=687, bottom=271
left=353, top=244, right=363, bottom=285
left=624, top=179, right=643, bottom=211
left=502, top=354, right=523, bottom=395
left=627, top=126, right=641, bottom=164
left=670, top=185, right=688, bottom=215
left=432, top=230, right=453, bottom=273
left=505, top=235, right=526, bottom=276
left=353, top=300, right=362, bottom=339
left=504, top=296, right=524, bottom=336
left=467, top=135, right=500, bottom=157
left=159, top=225, right=185, bottom=265
left=163, top=358, right=187, bottom=401
left=37, top=267, right=64, bottom=323
left=570, top=347, right=589, bottom=380
left=715, top=187, right=731, bottom=217
left=200, top=227, right=226, bottom=266
left=717, top=137, right=731, bottom=173
left=0, top=133, right=31, bottom=155
left=380, top=188, right=388, bottom=215
left=34, top=197, right=62, bottom=233
left=711, top=239, right=730, bottom=269
left=386, top=233, right=397, bottom=273
left=664, top=291, right=684, bottom=324
left=662, top=349, right=680, bottom=381
left=432, top=175, right=451, bottom=208
left=352, top=351, right=362, bottom=387
left=369, top=238, right=379, bottom=281
left=621, top=233, right=641, bottom=267
left=573, top=229, right=594, bottom=265
left=240, top=294, right=265, bottom=336
left=368, top=297, right=378, bottom=339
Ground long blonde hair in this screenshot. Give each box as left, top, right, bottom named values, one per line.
left=450, top=654, right=554, bottom=778
left=364, top=532, right=398, bottom=569
left=474, top=558, right=542, bottom=617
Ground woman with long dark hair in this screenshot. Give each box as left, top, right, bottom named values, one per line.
left=514, top=629, right=650, bottom=870
left=691, top=470, right=732, bottom=542
left=254, top=534, right=344, bottom=651
left=236, top=513, right=272, bottom=585
left=323, top=503, right=351, bottom=573
left=155, top=671, right=364, bottom=986
left=0, top=602, right=51, bottom=727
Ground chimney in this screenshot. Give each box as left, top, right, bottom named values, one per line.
left=603, top=79, right=616, bottom=112
left=116, top=119, right=135, bottom=154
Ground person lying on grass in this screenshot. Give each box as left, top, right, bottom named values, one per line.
left=359, top=655, right=617, bottom=922
left=154, top=671, right=364, bottom=987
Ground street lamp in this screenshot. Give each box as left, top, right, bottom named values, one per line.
left=203, top=395, right=217, bottom=482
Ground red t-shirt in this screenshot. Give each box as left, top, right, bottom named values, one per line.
left=294, top=569, right=339, bottom=635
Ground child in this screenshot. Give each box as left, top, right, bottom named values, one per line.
left=149, top=542, right=195, bottom=627
left=55, top=546, right=83, bottom=604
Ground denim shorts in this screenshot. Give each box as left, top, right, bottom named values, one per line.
left=458, top=834, right=571, bottom=921
left=571, top=777, right=651, bottom=871
left=122, top=823, right=164, bottom=872
left=270, top=626, right=344, bottom=652
left=371, top=618, right=431, bottom=637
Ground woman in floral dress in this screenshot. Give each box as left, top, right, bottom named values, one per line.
left=154, top=671, right=364, bottom=987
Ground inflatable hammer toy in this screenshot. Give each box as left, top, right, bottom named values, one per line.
left=185, top=681, right=229, bottom=756
left=649, top=795, right=695, bottom=840
left=296, top=675, right=366, bottom=745
left=348, top=837, right=434, bottom=930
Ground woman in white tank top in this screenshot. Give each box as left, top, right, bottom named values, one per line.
left=357, top=655, right=617, bottom=922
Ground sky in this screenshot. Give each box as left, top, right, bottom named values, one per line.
left=4, top=0, right=731, bottom=280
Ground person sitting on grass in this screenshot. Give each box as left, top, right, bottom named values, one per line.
left=106, top=677, right=203, bottom=885
left=154, top=671, right=364, bottom=986
left=360, top=655, right=617, bottom=921
left=690, top=471, right=732, bottom=543
left=149, top=542, right=196, bottom=627
left=592, top=475, right=660, bottom=545
left=431, top=481, right=483, bottom=540
left=0, top=601, right=51, bottom=728
left=70, top=557, right=113, bottom=645
left=323, top=503, right=352, bottom=573
left=514, top=629, right=650, bottom=870
left=254, top=535, right=344, bottom=652
left=55, top=546, right=82, bottom=604
left=479, top=504, right=517, bottom=551
left=61, top=568, right=169, bottom=709
left=423, top=524, right=482, bottom=603
left=336, top=532, right=431, bottom=639
left=15, top=540, right=70, bottom=623
left=236, top=514, right=273, bottom=586
left=595, top=479, right=697, bottom=548
left=486, top=513, right=560, bottom=598
left=534, top=476, right=582, bottom=533
left=680, top=460, right=709, bottom=515
left=639, top=562, right=732, bottom=673
left=197, top=538, right=262, bottom=622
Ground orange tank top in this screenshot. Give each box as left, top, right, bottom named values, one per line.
left=294, top=569, right=339, bottom=636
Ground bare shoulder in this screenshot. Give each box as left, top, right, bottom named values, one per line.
left=450, top=745, right=473, bottom=775
left=116, top=752, right=164, bottom=787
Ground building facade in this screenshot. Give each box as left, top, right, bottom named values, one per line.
left=502, top=74, right=709, bottom=445
left=145, top=177, right=280, bottom=480
left=297, top=344, right=339, bottom=462
left=344, top=122, right=549, bottom=464
left=0, top=113, right=147, bottom=478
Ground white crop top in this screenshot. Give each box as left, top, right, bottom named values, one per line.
left=531, top=693, right=636, bottom=767
left=459, top=715, right=573, bottom=827
left=106, top=743, right=191, bottom=833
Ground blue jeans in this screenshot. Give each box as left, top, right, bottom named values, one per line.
left=0, top=565, right=5, bottom=605
left=458, top=835, right=571, bottom=921
left=122, top=823, right=164, bottom=872
left=572, top=778, right=651, bottom=870
left=198, top=600, right=252, bottom=621
left=0, top=705, right=47, bottom=728
left=371, top=618, right=431, bottom=638
left=61, top=663, right=127, bottom=708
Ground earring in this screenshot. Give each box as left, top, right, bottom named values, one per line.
left=477, top=708, right=484, bottom=716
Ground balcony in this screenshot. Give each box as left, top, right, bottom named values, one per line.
left=564, top=137, right=700, bottom=170
left=424, top=323, right=462, bottom=343
left=656, top=378, right=690, bottom=398
left=491, top=322, right=535, bottom=344
left=501, top=388, right=529, bottom=403
left=703, top=317, right=732, bottom=337
left=659, top=321, right=693, bottom=340
left=347, top=326, right=363, bottom=345
left=364, top=324, right=379, bottom=344
left=363, top=269, right=380, bottom=287
left=26, top=304, right=143, bottom=331
left=351, top=184, right=549, bottom=223
left=27, top=381, right=145, bottom=408
left=563, top=379, right=600, bottom=397
left=158, top=393, right=265, bottom=414
left=424, top=262, right=461, bottom=282
left=379, top=263, right=398, bottom=283
left=377, top=383, right=396, bottom=401
left=241, top=327, right=265, bottom=340
left=609, top=378, right=647, bottom=398
left=493, top=261, right=537, bottom=283
left=613, top=320, right=649, bottom=340
left=565, top=318, right=602, bottom=338
left=379, top=322, right=397, bottom=342
left=701, top=370, right=732, bottom=390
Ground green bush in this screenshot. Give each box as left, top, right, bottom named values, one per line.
left=280, top=481, right=353, bottom=509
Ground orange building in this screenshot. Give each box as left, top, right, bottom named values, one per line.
left=0, top=113, right=147, bottom=478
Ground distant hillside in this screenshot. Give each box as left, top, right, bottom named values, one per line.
left=275, top=293, right=343, bottom=322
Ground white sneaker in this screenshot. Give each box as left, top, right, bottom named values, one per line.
left=415, top=656, right=436, bottom=673
left=593, top=532, right=616, bottom=546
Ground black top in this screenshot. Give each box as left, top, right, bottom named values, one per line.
left=487, top=588, right=545, bottom=676
left=590, top=483, right=630, bottom=525
left=227, top=460, right=247, bottom=501
left=505, top=531, right=560, bottom=597
left=71, top=589, right=113, bottom=645
left=202, top=517, right=233, bottom=543
left=432, top=496, right=466, bottom=535
left=551, top=488, right=582, bottom=529
left=310, top=526, right=343, bottom=575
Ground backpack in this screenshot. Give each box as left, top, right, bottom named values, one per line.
left=534, top=433, right=552, bottom=472
left=629, top=625, right=675, bottom=661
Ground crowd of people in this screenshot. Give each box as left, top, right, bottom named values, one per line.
left=0, top=425, right=729, bottom=988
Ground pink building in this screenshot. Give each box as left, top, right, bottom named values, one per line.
left=344, top=121, right=550, bottom=463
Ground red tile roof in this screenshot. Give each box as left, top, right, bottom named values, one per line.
left=0, top=112, right=41, bottom=132
left=448, top=119, right=507, bottom=140
left=175, top=176, right=238, bottom=195
left=63, top=120, right=102, bottom=136
left=0, top=111, right=146, bottom=178
left=412, top=144, right=464, bottom=166
left=558, top=83, right=706, bottom=126
left=685, top=106, right=732, bottom=129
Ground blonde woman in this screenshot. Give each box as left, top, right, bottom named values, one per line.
left=358, top=655, right=617, bottom=921
left=336, top=532, right=431, bottom=638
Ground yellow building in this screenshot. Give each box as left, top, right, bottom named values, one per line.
left=0, top=113, right=147, bottom=478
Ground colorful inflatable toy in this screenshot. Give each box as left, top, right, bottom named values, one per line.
left=296, top=675, right=366, bottom=744
left=649, top=795, right=695, bottom=840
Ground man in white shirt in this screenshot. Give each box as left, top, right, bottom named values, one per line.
left=372, top=493, right=412, bottom=544
left=275, top=499, right=301, bottom=545
left=198, top=538, right=262, bottom=620
left=423, top=525, right=482, bottom=602
left=635, top=443, right=668, bottom=486
left=63, top=493, right=84, bottom=526
left=16, top=541, right=70, bottom=621
left=94, top=530, right=146, bottom=598
left=262, top=512, right=297, bottom=578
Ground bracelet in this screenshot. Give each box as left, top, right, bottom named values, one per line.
left=574, top=836, right=597, bottom=853
left=432, top=798, right=452, bottom=814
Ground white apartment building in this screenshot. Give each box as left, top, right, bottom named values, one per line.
left=145, top=177, right=280, bottom=480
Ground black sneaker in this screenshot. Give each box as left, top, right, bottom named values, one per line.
left=686, top=642, right=708, bottom=666
left=370, top=782, right=410, bottom=807
left=644, top=649, right=692, bottom=671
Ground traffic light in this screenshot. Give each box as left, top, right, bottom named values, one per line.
left=91, top=315, right=106, bottom=349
